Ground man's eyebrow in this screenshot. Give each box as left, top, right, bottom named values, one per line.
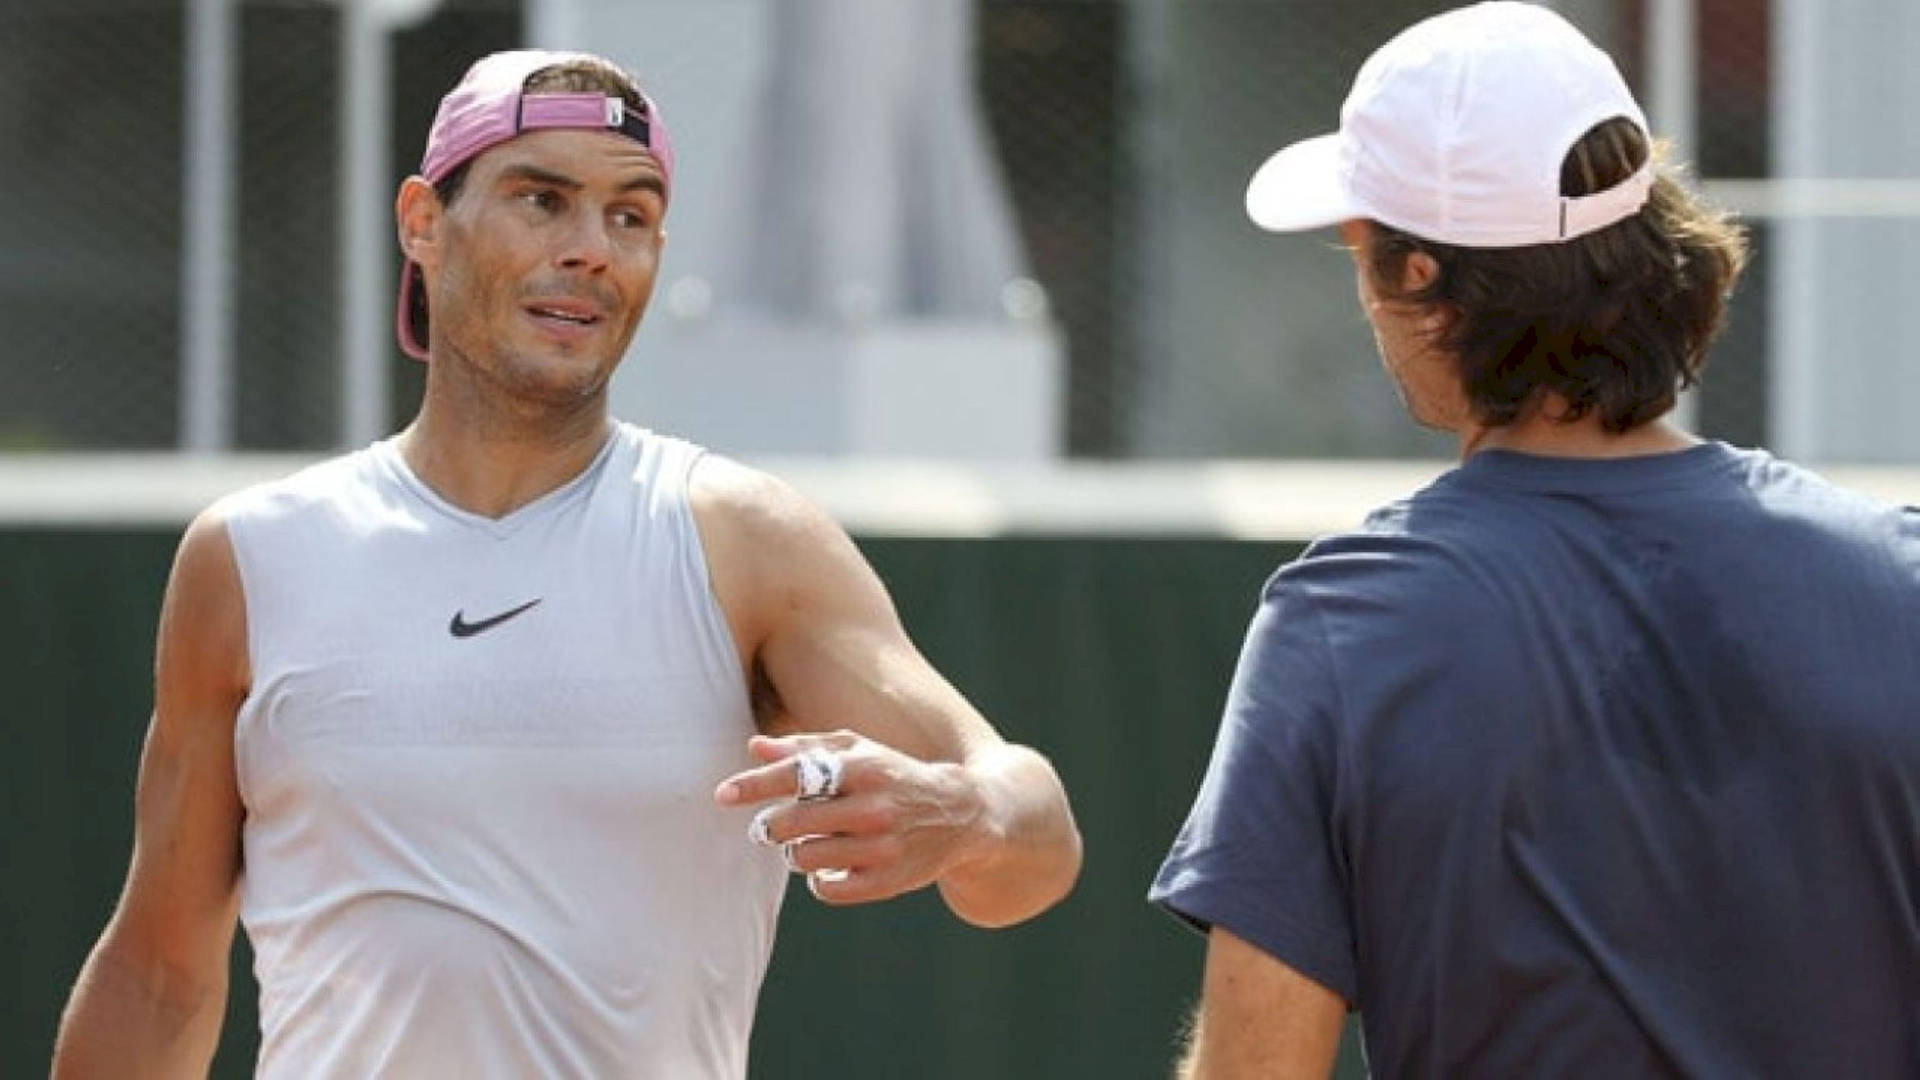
left=497, top=164, right=580, bottom=190
left=495, top=164, right=662, bottom=199
left=619, top=174, right=666, bottom=199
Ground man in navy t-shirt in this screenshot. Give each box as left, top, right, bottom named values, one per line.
left=1149, top=4, right=1920, bottom=1077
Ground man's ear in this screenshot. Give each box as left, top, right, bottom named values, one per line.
left=1403, top=249, right=1441, bottom=293
left=395, top=177, right=443, bottom=270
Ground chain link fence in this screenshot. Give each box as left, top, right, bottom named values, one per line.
left=233, top=1, right=342, bottom=449
left=0, top=0, right=516, bottom=451
left=0, top=0, right=186, bottom=449
left=0, top=0, right=1891, bottom=459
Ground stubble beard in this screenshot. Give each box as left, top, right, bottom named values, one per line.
left=433, top=328, right=618, bottom=444
left=430, top=248, right=647, bottom=434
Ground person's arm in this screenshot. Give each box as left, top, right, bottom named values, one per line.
left=1177, top=926, right=1346, bottom=1080
left=1149, top=572, right=1358, bottom=1079
left=698, top=457, right=1080, bottom=928
left=53, top=509, right=250, bottom=1078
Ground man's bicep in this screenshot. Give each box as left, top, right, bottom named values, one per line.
left=112, top=511, right=249, bottom=969
left=55, top=511, right=249, bottom=1075
left=691, top=456, right=996, bottom=761
left=1151, top=585, right=1359, bottom=996
left=1185, top=925, right=1347, bottom=1080
left=757, top=533, right=995, bottom=762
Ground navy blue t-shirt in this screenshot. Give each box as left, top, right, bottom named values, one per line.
left=1151, top=442, right=1920, bottom=1077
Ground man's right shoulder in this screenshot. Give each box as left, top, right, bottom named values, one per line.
left=211, top=446, right=384, bottom=529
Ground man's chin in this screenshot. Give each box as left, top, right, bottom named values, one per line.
left=522, top=372, right=613, bottom=409
left=493, top=354, right=617, bottom=411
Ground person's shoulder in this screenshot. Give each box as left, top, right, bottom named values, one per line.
left=687, top=451, right=846, bottom=555
left=685, top=451, right=876, bottom=643
left=1336, top=462, right=1496, bottom=542
left=213, top=445, right=383, bottom=527
left=1276, top=533, right=1501, bottom=619
left=1269, top=478, right=1515, bottom=640
left=614, top=421, right=705, bottom=468
left=1718, top=446, right=1920, bottom=575
left=163, top=497, right=249, bottom=618
left=1735, top=444, right=1910, bottom=517
left=1283, top=472, right=1491, bottom=586
left=611, top=421, right=748, bottom=504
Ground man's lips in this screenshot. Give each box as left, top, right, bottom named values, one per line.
left=523, top=298, right=605, bottom=327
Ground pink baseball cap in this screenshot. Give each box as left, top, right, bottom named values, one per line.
left=1245, top=2, right=1653, bottom=248
left=397, top=49, right=674, bottom=360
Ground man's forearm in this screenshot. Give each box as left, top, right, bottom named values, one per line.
left=935, top=742, right=1082, bottom=927
left=53, top=942, right=229, bottom=1079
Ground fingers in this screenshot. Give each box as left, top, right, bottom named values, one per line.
left=745, top=790, right=892, bottom=848
left=748, top=731, right=858, bottom=763
left=780, top=835, right=914, bottom=906
left=744, top=733, right=801, bottom=765
left=713, top=732, right=860, bottom=806
left=782, top=832, right=903, bottom=876
left=715, top=731, right=957, bottom=909
left=747, top=804, right=779, bottom=846
left=806, top=865, right=906, bottom=906
left=746, top=792, right=941, bottom=906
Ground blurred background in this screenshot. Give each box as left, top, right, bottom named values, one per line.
left=5, top=0, right=1918, bottom=1077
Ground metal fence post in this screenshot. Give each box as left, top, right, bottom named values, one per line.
left=340, top=0, right=393, bottom=448
left=181, top=0, right=238, bottom=451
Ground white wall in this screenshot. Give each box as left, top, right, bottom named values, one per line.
left=1772, top=0, right=1920, bottom=462
left=527, top=0, right=1064, bottom=459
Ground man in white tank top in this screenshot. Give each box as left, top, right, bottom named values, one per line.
left=54, top=49, right=1082, bottom=1079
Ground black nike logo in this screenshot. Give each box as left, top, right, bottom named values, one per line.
left=449, top=599, right=542, bottom=638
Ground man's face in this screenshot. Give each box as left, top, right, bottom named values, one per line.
left=1338, top=219, right=1465, bottom=433
left=421, top=128, right=667, bottom=408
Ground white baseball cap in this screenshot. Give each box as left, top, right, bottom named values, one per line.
left=1245, top=1, right=1654, bottom=247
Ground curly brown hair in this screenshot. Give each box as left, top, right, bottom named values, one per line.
left=1364, top=118, right=1749, bottom=433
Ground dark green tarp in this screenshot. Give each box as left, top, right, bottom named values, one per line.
left=4, top=528, right=1366, bottom=1078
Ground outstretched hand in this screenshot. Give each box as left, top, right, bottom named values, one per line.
left=714, top=731, right=991, bottom=906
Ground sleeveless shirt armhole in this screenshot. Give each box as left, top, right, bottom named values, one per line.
left=208, top=491, right=268, bottom=812
left=663, top=440, right=754, bottom=699
left=212, top=491, right=266, bottom=700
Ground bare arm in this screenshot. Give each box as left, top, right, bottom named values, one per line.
left=697, top=457, right=1081, bottom=927
left=1177, top=926, right=1347, bottom=1080
left=53, top=510, right=250, bottom=1078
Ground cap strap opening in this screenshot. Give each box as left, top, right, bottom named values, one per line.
left=1558, top=160, right=1655, bottom=240
left=616, top=104, right=651, bottom=149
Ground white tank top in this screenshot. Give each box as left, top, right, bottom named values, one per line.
left=224, top=423, right=786, bottom=1079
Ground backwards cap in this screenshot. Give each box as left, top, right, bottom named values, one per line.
left=397, top=49, right=674, bottom=360
left=1244, top=1, right=1653, bottom=248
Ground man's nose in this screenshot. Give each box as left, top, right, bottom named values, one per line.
left=555, top=210, right=613, bottom=271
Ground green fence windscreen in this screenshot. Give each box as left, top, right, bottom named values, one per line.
left=5, top=528, right=1368, bottom=1078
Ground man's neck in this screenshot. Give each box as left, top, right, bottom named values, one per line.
left=398, top=397, right=614, bottom=520
left=1459, top=405, right=1699, bottom=461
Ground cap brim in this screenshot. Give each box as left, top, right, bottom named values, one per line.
left=1245, top=133, right=1356, bottom=233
